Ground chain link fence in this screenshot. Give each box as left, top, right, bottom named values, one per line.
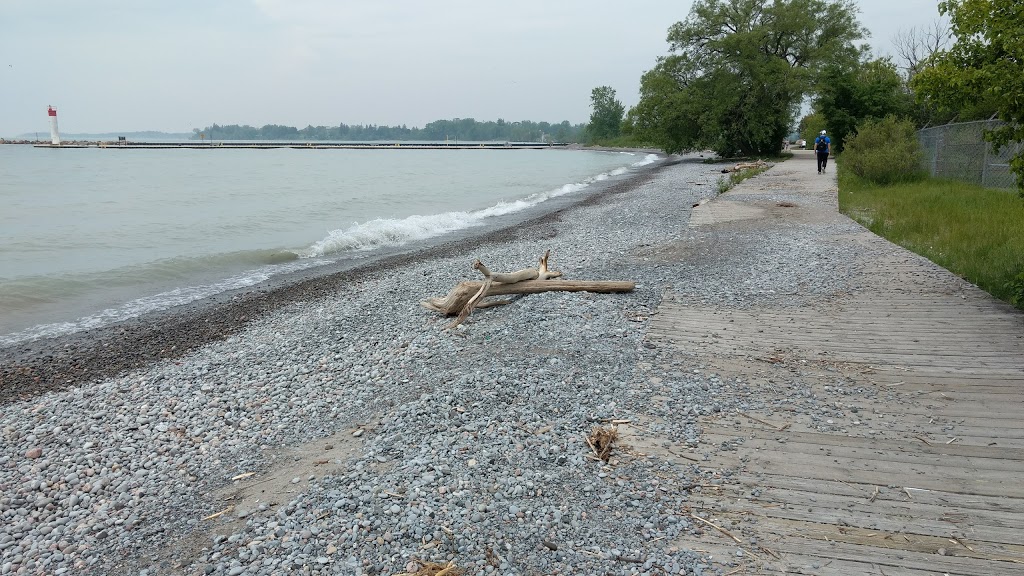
left=918, top=120, right=1022, bottom=190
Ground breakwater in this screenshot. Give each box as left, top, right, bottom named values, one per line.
left=25, top=141, right=567, bottom=150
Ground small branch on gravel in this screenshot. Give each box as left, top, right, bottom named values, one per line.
left=202, top=506, right=234, bottom=521
left=690, top=514, right=742, bottom=543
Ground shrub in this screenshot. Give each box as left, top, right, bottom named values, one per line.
left=1008, top=270, right=1024, bottom=307
left=842, top=116, right=925, bottom=185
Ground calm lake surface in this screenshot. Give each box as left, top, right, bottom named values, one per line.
left=0, top=145, right=656, bottom=344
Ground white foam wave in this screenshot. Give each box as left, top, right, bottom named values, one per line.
left=0, top=258, right=322, bottom=345
left=633, top=153, right=659, bottom=167
left=304, top=161, right=653, bottom=258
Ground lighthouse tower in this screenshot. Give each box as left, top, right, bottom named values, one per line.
left=47, top=106, right=61, bottom=145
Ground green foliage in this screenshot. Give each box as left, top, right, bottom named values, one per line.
left=799, top=113, right=827, bottom=149
left=628, top=0, right=865, bottom=158
left=841, top=116, right=924, bottom=184
left=587, top=86, right=625, bottom=142
left=911, top=0, right=1024, bottom=195
left=838, top=171, right=1024, bottom=309
left=1008, top=271, right=1024, bottom=307
left=814, top=57, right=912, bottom=153
left=192, top=119, right=586, bottom=143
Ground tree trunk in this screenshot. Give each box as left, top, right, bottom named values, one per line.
left=421, top=250, right=635, bottom=328
left=421, top=279, right=635, bottom=316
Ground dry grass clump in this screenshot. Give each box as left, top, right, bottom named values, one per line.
left=586, top=425, right=619, bottom=462
left=397, top=560, right=463, bottom=576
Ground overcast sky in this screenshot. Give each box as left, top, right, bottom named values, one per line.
left=1, top=0, right=946, bottom=136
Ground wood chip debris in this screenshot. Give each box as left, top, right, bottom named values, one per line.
left=230, top=472, right=256, bottom=481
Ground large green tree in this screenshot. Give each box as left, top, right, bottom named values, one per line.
left=588, top=86, right=626, bottom=141
left=814, top=57, right=912, bottom=153
left=911, top=0, right=1024, bottom=193
left=628, top=0, right=864, bottom=157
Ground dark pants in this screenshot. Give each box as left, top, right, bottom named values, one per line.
left=816, top=151, right=829, bottom=172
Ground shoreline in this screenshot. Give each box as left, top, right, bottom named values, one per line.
left=2, top=153, right=730, bottom=576
left=0, top=155, right=674, bottom=405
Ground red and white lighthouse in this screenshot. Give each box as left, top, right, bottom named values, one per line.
left=47, top=106, right=61, bottom=145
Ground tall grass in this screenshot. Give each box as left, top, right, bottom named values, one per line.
left=715, top=163, right=772, bottom=194
left=839, top=168, right=1024, bottom=308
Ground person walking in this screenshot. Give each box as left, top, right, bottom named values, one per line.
left=815, top=130, right=831, bottom=174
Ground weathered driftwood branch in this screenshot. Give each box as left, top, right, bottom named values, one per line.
left=472, top=249, right=563, bottom=282
left=421, top=250, right=634, bottom=328
left=721, top=160, right=768, bottom=173
left=421, top=279, right=637, bottom=316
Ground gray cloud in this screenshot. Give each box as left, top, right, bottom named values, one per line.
left=0, top=0, right=943, bottom=136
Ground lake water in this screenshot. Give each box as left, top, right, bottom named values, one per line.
left=0, top=145, right=657, bottom=344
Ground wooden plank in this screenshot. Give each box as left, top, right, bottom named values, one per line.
left=700, top=485, right=1024, bottom=536
left=710, top=499, right=1024, bottom=546
left=651, top=310, right=1024, bottom=326
left=697, top=426, right=1024, bottom=460
left=648, top=346, right=1024, bottom=375
left=697, top=432, right=1024, bottom=469
left=771, top=556, right=974, bottom=575
left=717, top=455, right=1024, bottom=498
left=649, top=326, right=1024, bottom=343
left=727, top=474, right=1024, bottom=514
left=766, top=537, right=1024, bottom=575
left=703, top=418, right=1024, bottom=441
left=735, top=486, right=1024, bottom=533
left=648, top=334, right=1024, bottom=358
left=650, top=315, right=1024, bottom=333
left=745, top=517, right=1024, bottom=561
left=651, top=310, right=1024, bottom=324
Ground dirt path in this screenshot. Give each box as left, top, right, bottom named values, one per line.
left=645, top=151, right=1024, bottom=574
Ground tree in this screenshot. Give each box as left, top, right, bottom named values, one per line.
left=798, top=112, right=827, bottom=148
left=588, top=86, right=625, bottom=141
left=912, top=0, right=1024, bottom=193
left=814, top=57, right=911, bottom=152
left=892, top=21, right=951, bottom=80
left=629, top=0, right=865, bottom=157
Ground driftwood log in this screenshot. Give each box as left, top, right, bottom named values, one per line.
left=421, top=250, right=635, bottom=328
left=720, top=160, right=768, bottom=173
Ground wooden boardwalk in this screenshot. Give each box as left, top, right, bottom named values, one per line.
left=646, top=155, right=1024, bottom=575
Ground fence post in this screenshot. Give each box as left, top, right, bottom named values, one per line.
left=981, top=137, right=990, bottom=187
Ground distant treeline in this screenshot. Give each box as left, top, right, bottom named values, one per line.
left=191, top=118, right=586, bottom=142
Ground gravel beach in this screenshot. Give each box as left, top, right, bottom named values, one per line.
left=0, top=154, right=858, bottom=576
